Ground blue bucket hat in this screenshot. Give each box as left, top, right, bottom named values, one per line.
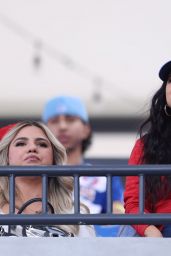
left=42, top=96, right=89, bottom=123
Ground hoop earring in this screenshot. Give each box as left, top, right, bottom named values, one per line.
left=164, top=104, right=171, bottom=116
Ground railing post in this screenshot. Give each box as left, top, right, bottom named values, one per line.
left=74, top=174, right=80, bottom=214
left=42, top=174, right=48, bottom=213
left=139, top=174, right=145, bottom=214
left=9, top=174, right=15, bottom=214
left=106, top=174, right=113, bottom=214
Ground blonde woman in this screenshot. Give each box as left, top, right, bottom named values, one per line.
left=0, top=120, right=95, bottom=237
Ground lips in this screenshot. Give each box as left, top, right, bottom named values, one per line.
left=24, top=155, right=40, bottom=162
left=58, top=134, right=70, bottom=144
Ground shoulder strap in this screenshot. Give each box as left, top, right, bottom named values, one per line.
left=17, top=197, right=54, bottom=214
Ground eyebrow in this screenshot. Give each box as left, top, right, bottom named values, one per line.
left=12, top=137, right=50, bottom=144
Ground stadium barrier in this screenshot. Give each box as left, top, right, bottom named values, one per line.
left=0, top=164, right=171, bottom=226
left=0, top=165, right=171, bottom=256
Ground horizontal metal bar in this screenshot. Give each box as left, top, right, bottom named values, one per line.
left=1, top=164, right=171, bottom=176
left=0, top=214, right=171, bottom=225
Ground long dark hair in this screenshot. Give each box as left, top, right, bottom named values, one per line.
left=139, top=81, right=171, bottom=209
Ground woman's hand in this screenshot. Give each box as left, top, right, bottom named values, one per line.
left=144, top=225, right=163, bottom=237
left=113, top=201, right=125, bottom=214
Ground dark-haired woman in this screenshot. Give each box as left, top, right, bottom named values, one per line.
left=124, top=60, right=171, bottom=237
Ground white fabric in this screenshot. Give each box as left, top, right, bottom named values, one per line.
left=0, top=210, right=95, bottom=237
left=78, top=225, right=96, bottom=237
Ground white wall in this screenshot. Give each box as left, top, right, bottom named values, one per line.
left=85, top=132, right=137, bottom=159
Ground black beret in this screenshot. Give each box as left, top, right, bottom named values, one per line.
left=159, top=61, right=171, bottom=82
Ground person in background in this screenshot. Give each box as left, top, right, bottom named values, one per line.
left=0, top=120, right=95, bottom=237
left=42, top=95, right=124, bottom=236
left=124, top=60, right=171, bottom=237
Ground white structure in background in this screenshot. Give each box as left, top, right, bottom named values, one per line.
left=0, top=0, right=169, bottom=158
left=86, top=132, right=137, bottom=159
left=0, top=0, right=170, bottom=118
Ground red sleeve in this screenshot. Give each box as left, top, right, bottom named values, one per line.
left=128, top=138, right=143, bottom=165
left=124, top=139, right=150, bottom=236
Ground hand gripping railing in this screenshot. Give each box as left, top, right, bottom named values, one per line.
left=0, top=164, right=171, bottom=226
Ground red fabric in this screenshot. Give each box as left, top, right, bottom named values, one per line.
left=0, top=124, right=16, bottom=140
left=124, top=139, right=171, bottom=236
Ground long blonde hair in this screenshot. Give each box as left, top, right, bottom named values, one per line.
left=0, top=120, right=87, bottom=235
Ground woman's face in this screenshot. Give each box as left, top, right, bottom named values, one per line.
left=8, top=126, right=53, bottom=166
left=166, top=75, right=171, bottom=107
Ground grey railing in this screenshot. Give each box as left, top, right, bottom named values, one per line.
left=0, top=164, right=171, bottom=225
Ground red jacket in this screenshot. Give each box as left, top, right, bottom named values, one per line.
left=124, top=139, right=171, bottom=236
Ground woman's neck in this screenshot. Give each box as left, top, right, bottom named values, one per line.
left=1, top=177, right=44, bottom=214
left=15, top=176, right=43, bottom=213
left=16, top=176, right=42, bottom=199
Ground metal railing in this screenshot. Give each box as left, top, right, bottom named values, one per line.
left=0, top=164, right=171, bottom=226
